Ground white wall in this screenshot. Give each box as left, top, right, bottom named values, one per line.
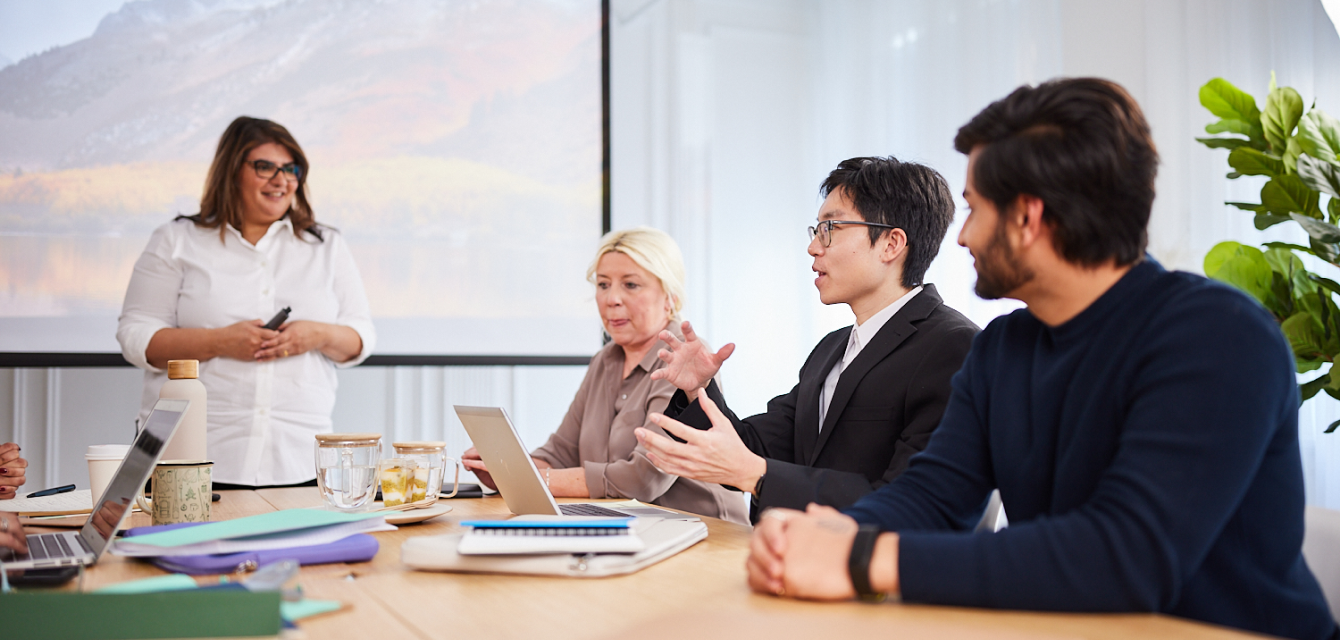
left=5, top=0, right=1340, bottom=507
left=609, top=0, right=1340, bottom=506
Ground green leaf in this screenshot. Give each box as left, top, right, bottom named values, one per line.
left=1263, top=86, right=1304, bottom=151
left=1263, top=176, right=1322, bottom=217
left=1302, top=372, right=1329, bottom=401
left=1207, top=119, right=1258, bottom=137
left=1298, top=358, right=1325, bottom=373
left=1331, top=197, right=1340, bottom=225
left=1227, top=201, right=1266, bottom=212
left=1255, top=213, right=1293, bottom=229
left=1325, top=418, right=1340, bottom=433
left=1284, top=137, right=1303, bottom=174
left=1196, top=136, right=1250, bottom=150
left=1297, top=154, right=1340, bottom=199
left=1282, top=310, right=1327, bottom=357
left=1297, top=109, right=1340, bottom=163
left=1264, top=241, right=1315, bottom=254
left=1308, top=273, right=1340, bottom=297
left=1204, top=241, right=1273, bottom=305
left=1200, top=78, right=1261, bottom=122
left=1229, top=147, right=1285, bottom=177
left=1292, top=212, right=1340, bottom=242
left=1311, top=236, right=1340, bottom=264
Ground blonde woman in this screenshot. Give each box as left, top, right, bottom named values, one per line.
left=463, top=228, right=747, bottom=523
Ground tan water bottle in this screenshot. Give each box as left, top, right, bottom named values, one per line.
left=158, top=359, right=208, bottom=461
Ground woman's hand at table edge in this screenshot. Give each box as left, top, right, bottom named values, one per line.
left=255, top=321, right=362, bottom=363
left=146, top=321, right=277, bottom=368
left=461, top=447, right=497, bottom=491
left=0, top=443, right=27, bottom=500
left=0, top=511, right=28, bottom=555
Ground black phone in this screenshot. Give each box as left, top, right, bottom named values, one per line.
left=262, top=306, right=291, bottom=331
left=4, top=565, right=80, bottom=586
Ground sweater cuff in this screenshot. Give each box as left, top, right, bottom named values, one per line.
left=896, top=530, right=984, bottom=607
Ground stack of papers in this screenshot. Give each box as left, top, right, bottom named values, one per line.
left=114, top=508, right=395, bottom=557
left=0, top=490, right=94, bottom=516
left=457, top=516, right=645, bottom=555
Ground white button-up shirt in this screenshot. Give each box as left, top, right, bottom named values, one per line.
left=818, top=286, right=922, bottom=430
left=117, top=218, right=376, bottom=485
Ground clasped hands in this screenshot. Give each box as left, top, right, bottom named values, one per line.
left=0, top=442, right=27, bottom=500
left=749, top=504, right=901, bottom=601
left=217, top=319, right=328, bottom=362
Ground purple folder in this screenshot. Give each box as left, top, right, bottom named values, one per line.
left=123, top=522, right=380, bottom=575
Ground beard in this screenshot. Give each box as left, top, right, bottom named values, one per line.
left=972, top=217, right=1034, bottom=300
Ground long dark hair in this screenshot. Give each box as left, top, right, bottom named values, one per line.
left=180, top=116, right=323, bottom=242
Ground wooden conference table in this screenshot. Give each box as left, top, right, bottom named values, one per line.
left=37, top=489, right=1267, bottom=640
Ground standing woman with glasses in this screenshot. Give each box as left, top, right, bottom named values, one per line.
left=117, top=116, right=376, bottom=489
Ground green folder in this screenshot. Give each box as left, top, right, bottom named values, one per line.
left=123, top=508, right=386, bottom=548
left=0, top=590, right=282, bottom=639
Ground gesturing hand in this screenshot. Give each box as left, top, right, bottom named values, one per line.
left=649, top=320, right=735, bottom=399
left=637, top=391, right=766, bottom=492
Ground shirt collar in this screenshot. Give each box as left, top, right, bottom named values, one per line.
left=226, top=216, right=295, bottom=249
left=853, top=285, right=922, bottom=350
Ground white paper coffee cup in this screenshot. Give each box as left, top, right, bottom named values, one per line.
left=86, top=444, right=131, bottom=504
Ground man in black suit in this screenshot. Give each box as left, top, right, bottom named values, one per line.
left=635, top=156, right=978, bottom=522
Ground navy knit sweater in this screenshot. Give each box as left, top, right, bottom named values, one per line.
left=845, top=259, right=1337, bottom=639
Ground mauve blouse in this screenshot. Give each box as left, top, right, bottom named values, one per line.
left=531, top=324, right=748, bottom=524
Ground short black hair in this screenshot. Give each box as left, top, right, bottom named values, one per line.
left=954, top=78, right=1158, bottom=267
left=819, top=156, right=956, bottom=288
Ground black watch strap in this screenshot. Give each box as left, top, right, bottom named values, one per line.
left=752, top=473, right=766, bottom=496
left=848, top=524, right=886, bottom=602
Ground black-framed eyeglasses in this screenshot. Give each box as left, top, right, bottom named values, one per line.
left=249, top=159, right=302, bottom=182
left=807, top=220, right=897, bottom=247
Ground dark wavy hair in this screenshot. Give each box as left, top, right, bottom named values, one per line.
left=819, top=156, right=956, bottom=288
left=180, top=116, right=322, bottom=242
left=954, top=78, right=1157, bottom=266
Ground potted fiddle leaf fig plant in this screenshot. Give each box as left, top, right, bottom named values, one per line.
left=1199, top=74, right=1340, bottom=429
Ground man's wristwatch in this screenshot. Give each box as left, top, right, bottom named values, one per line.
left=752, top=473, right=765, bottom=496
left=849, top=524, right=887, bottom=602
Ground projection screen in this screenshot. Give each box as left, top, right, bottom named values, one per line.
left=0, top=0, right=605, bottom=361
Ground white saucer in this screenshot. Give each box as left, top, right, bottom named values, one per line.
left=376, top=502, right=453, bottom=525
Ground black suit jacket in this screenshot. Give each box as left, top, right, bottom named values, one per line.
left=664, top=284, right=978, bottom=522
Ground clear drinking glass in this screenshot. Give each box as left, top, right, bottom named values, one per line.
left=314, top=433, right=382, bottom=511
left=392, top=441, right=462, bottom=501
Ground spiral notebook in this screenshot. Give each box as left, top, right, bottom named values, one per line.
left=456, top=516, right=645, bottom=555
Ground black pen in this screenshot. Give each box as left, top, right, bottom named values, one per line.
left=263, top=306, right=291, bottom=331
left=27, top=483, right=76, bottom=498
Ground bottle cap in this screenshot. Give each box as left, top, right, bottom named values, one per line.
left=167, top=360, right=200, bottom=380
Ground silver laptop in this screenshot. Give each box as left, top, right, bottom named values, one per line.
left=0, top=398, right=190, bottom=571
left=453, top=405, right=697, bottom=520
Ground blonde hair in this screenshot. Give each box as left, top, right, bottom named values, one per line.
left=586, top=227, right=687, bottom=319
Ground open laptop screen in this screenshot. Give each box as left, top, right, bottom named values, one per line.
left=78, top=399, right=188, bottom=558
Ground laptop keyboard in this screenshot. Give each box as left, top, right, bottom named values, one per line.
left=0, top=532, right=89, bottom=563
left=558, top=503, right=629, bottom=518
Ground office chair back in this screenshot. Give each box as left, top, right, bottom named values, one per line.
left=1303, top=505, right=1340, bottom=621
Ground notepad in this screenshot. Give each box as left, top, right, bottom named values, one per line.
left=457, top=515, right=644, bottom=555
left=113, top=508, right=394, bottom=557
left=0, top=489, right=94, bottom=516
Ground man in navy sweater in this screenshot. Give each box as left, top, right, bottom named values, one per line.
left=743, top=78, right=1338, bottom=639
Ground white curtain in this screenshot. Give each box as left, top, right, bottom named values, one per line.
left=610, top=0, right=1340, bottom=506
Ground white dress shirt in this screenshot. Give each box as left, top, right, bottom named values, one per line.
left=117, top=217, right=376, bottom=485
left=818, top=286, right=922, bottom=430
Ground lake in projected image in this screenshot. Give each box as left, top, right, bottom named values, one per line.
left=0, top=0, right=604, bottom=355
